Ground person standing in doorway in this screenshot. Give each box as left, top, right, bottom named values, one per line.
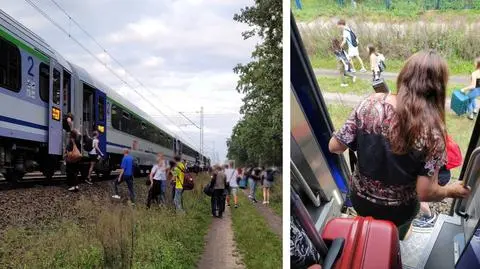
left=172, top=155, right=185, bottom=213
left=337, top=19, right=367, bottom=73
left=112, top=149, right=135, bottom=205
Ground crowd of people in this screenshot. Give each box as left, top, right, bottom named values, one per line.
left=332, top=19, right=386, bottom=87
left=207, top=162, right=278, bottom=218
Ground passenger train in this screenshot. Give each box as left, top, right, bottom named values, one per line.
left=292, top=14, right=480, bottom=269
left=0, top=10, right=209, bottom=182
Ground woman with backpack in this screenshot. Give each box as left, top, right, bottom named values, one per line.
left=86, top=130, right=104, bottom=184
left=332, top=38, right=356, bottom=87
left=367, top=44, right=386, bottom=81
left=147, top=153, right=167, bottom=208
left=262, top=168, right=275, bottom=205
left=210, top=165, right=227, bottom=218
left=65, top=129, right=82, bottom=192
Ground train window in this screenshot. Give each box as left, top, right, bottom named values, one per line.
left=98, top=96, right=105, bottom=122
left=39, top=63, right=49, bottom=102
left=63, top=72, right=71, bottom=112
left=111, top=105, right=120, bottom=129
left=52, top=69, right=61, bottom=105
left=121, top=111, right=130, bottom=131
left=0, top=36, right=21, bottom=92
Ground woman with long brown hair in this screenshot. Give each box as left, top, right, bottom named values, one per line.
left=329, top=51, right=471, bottom=239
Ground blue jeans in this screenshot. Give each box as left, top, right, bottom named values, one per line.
left=467, top=88, right=480, bottom=114
left=249, top=178, right=257, bottom=199
left=174, top=188, right=184, bottom=212
left=114, top=175, right=135, bottom=203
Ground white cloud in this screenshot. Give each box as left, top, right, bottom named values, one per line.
left=2, top=0, right=255, bottom=161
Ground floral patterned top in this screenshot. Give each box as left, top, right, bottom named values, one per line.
left=334, top=93, right=446, bottom=206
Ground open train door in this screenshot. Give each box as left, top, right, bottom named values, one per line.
left=48, top=60, right=63, bottom=156
left=94, top=89, right=110, bottom=178
left=94, top=90, right=107, bottom=155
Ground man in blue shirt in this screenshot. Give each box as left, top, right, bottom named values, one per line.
left=112, top=148, right=135, bottom=204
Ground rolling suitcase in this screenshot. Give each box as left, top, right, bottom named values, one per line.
left=321, top=216, right=402, bottom=269
left=450, top=90, right=469, bottom=116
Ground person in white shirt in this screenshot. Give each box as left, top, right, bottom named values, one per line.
left=147, top=153, right=167, bottom=208
left=224, top=161, right=239, bottom=208
left=337, top=19, right=367, bottom=73
left=86, top=131, right=104, bottom=184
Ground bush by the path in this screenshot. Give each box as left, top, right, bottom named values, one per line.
left=300, top=19, right=479, bottom=75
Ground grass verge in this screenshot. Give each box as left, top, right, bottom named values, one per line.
left=317, top=76, right=464, bottom=97
left=230, top=193, right=282, bottom=269
left=309, top=55, right=472, bottom=76
left=0, top=174, right=213, bottom=269
left=326, top=103, right=475, bottom=179
left=292, top=0, right=480, bottom=22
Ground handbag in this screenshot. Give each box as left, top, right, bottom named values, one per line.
left=203, top=176, right=216, bottom=197
left=66, top=139, right=82, bottom=163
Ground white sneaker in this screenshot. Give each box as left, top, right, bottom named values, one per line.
left=112, top=195, right=121, bottom=199
left=68, top=186, right=76, bottom=191
left=262, top=201, right=267, bottom=204
left=341, top=83, right=348, bottom=87
left=360, top=68, right=367, bottom=72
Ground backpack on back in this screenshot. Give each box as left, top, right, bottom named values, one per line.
left=376, top=53, right=386, bottom=72
left=83, top=136, right=93, bottom=152
left=266, top=170, right=275, bottom=182
left=347, top=29, right=358, bottom=47
left=179, top=165, right=194, bottom=190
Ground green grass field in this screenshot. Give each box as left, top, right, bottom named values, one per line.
left=292, top=0, right=480, bottom=22
left=309, top=55, right=473, bottom=76
left=327, top=103, right=475, bottom=179
left=230, top=193, right=282, bottom=269
left=0, top=175, right=213, bottom=269
left=317, top=76, right=464, bottom=97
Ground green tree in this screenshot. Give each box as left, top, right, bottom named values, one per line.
left=227, top=0, right=282, bottom=167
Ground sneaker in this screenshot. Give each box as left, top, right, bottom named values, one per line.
left=468, top=113, right=475, bottom=120
left=227, top=203, right=231, bottom=207
left=412, top=214, right=437, bottom=230
left=262, top=201, right=267, bottom=204
left=75, top=186, right=79, bottom=191
left=252, top=199, right=258, bottom=203
left=360, top=68, right=367, bottom=72
left=68, top=186, right=76, bottom=191
left=234, top=204, right=238, bottom=208
left=340, top=83, right=348, bottom=87
left=85, top=179, right=93, bottom=185
left=474, top=108, right=479, bottom=115
left=112, top=195, right=121, bottom=199
left=352, top=76, right=356, bottom=83
left=266, top=201, right=270, bottom=204
left=351, top=69, right=357, bottom=73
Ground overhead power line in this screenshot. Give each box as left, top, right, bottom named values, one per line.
left=23, top=0, right=199, bottom=149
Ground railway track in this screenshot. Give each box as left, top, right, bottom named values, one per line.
left=0, top=170, right=122, bottom=190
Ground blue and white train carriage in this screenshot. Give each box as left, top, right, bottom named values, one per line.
left=0, top=10, right=208, bottom=182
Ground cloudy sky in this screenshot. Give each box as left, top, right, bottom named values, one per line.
left=3, top=0, right=257, bottom=162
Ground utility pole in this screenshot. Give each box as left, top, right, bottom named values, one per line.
left=200, top=106, right=204, bottom=161
left=178, top=107, right=204, bottom=165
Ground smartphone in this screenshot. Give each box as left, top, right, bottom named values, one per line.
left=372, top=79, right=390, bottom=93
